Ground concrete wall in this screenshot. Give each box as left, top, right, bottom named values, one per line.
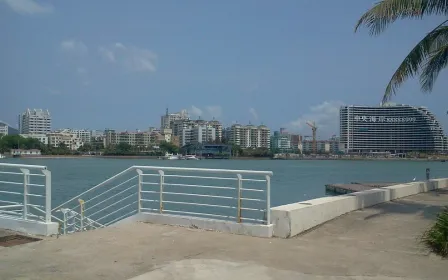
left=271, top=178, right=448, bottom=238
left=113, top=212, right=274, bottom=238
left=0, top=216, right=59, bottom=236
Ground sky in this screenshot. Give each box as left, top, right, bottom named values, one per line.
left=1, top=0, right=448, bottom=139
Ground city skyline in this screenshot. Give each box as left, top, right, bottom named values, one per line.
left=2, top=1, right=448, bottom=138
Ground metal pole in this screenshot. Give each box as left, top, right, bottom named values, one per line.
left=20, top=168, right=30, bottom=220
left=158, top=170, right=165, bottom=214
left=236, top=174, right=242, bottom=223
left=78, top=199, right=85, bottom=231
left=42, top=169, right=52, bottom=223
left=136, top=169, right=143, bottom=213
left=265, top=175, right=271, bottom=225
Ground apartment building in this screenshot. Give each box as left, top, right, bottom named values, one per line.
left=300, top=140, right=339, bottom=154
left=0, top=121, right=18, bottom=136
left=160, top=109, right=189, bottom=129
left=181, top=125, right=216, bottom=146
left=104, top=129, right=151, bottom=147
left=70, top=129, right=92, bottom=144
left=47, top=130, right=83, bottom=150
left=18, top=109, right=51, bottom=134
left=229, top=124, right=270, bottom=149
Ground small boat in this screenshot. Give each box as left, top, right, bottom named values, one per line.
left=185, top=155, right=200, bottom=160
left=0, top=154, right=5, bottom=159
left=164, top=153, right=180, bottom=160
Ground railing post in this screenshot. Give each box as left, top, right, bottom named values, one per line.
left=136, top=169, right=143, bottom=213
left=236, top=174, right=242, bottom=223
left=78, top=199, right=85, bottom=231
left=20, top=168, right=30, bottom=220
left=42, top=169, right=52, bottom=223
left=265, top=175, right=271, bottom=225
left=61, top=209, right=68, bottom=235
left=158, top=170, right=164, bottom=214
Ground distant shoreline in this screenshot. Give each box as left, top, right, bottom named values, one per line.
left=3, top=155, right=446, bottom=161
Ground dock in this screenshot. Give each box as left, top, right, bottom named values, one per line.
left=325, top=182, right=398, bottom=194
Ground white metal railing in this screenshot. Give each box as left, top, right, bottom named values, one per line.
left=52, top=166, right=273, bottom=234
left=0, top=163, right=52, bottom=223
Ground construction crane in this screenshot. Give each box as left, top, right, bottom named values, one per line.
left=306, top=121, right=318, bottom=154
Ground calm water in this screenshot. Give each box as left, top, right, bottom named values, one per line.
left=2, top=157, right=446, bottom=207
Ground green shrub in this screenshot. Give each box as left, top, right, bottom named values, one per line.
left=421, top=207, right=448, bottom=257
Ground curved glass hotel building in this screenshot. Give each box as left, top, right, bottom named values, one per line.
left=339, top=104, right=445, bottom=154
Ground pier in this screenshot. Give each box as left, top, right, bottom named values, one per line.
left=325, top=182, right=398, bottom=194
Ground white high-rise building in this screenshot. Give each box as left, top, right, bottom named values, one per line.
left=229, top=124, right=270, bottom=149
left=181, top=125, right=216, bottom=146
left=70, top=129, right=92, bottom=144
left=18, top=109, right=51, bottom=134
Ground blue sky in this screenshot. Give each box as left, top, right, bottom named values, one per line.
left=1, top=0, right=447, bottom=139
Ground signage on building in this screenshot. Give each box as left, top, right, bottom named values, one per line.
left=354, top=115, right=416, bottom=123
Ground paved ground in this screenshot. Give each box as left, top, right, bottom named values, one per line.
left=0, top=189, right=447, bottom=280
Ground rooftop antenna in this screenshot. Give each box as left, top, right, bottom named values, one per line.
left=165, top=107, right=169, bottom=116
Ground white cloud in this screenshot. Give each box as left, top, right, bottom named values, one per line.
left=1, top=0, right=53, bottom=15
left=249, top=107, right=258, bottom=121
left=286, top=100, right=344, bottom=138
left=98, top=47, right=116, bottom=62
left=60, top=39, right=88, bottom=55
left=189, top=106, right=203, bottom=118
left=206, top=106, right=222, bottom=119
left=98, top=42, right=157, bottom=72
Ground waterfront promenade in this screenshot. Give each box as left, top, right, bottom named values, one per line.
left=1, top=188, right=447, bottom=280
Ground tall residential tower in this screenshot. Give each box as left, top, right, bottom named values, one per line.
left=18, top=109, right=51, bottom=134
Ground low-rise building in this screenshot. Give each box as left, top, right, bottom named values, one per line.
left=300, top=140, right=339, bottom=154
left=47, top=131, right=83, bottom=150
left=10, top=149, right=41, bottom=156
left=0, top=121, right=19, bottom=136
left=20, top=134, right=49, bottom=145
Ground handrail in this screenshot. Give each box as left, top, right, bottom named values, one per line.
left=0, top=163, right=47, bottom=170
left=133, top=165, right=273, bottom=176
left=52, top=166, right=134, bottom=211
left=52, top=166, right=272, bottom=211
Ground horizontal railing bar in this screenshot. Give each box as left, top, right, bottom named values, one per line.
left=141, top=190, right=159, bottom=194
left=163, top=209, right=234, bottom=219
left=0, top=163, right=47, bottom=170
left=163, top=174, right=237, bottom=181
left=0, top=171, right=22, bottom=175
left=0, top=210, right=22, bottom=216
left=29, top=173, right=46, bottom=177
left=163, top=200, right=236, bottom=209
left=0, top=205, right=22, bottom=209
left=0, top=200, right=21, bottom=205
left=141, top=182, right=159, bottom=185
left=240, top=217, right=265, bottom=222
left=27, top=193, right=44, bottom=198
left=140, top=174, right=160, bottom=177
left=240, top=198, right=265, bottom=202
left=241, top=179, right=266, bottom=182
left=133, top=165, right=273, bottom=176
left=163, top=191, right=235, bottom=200
left=140, top=199, right=160, bottom=203
left=140, top=207, right=159, bottom=212
left=88, top=193, right=136, bottom=218
left=241, top=188, right=265, bottom=192
left=83, top=184, right=136, bottom=212
left=96, top=201, right=137, bottom=222
left=104, top=209, right=138, bottom=226
left=27, top=203, right=44, bottom=208
left=27, top=183, right=45, bottom=187
left=0, top=181, right=22, bottom=185
left=0, top=190, right=21, bottom=195
left=240, top=207, right=265, bottom=212
left=82, top=175, right=138, bottom=206
left=163, top=182, right=235, bottom=190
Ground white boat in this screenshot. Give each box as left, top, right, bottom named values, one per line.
left=164, top=153, right=180, bottom=160
left=185, top=155, right=200, bottom=160
left=0, top=154, right=5, bottom=159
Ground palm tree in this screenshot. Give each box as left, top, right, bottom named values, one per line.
left=355, top=0, right=448, bottom=103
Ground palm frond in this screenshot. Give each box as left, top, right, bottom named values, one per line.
left=382, top=24, right=448, bottom=103
left=355, top=0, right=448, bottom=35
left=420, top=44, right=448, bottom=91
